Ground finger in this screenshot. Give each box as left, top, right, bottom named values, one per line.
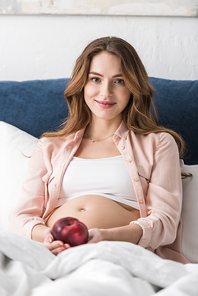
left=51, top=247, right=66, bottom=255
left=44, top=240, right=65, bottom=251
left=47, top=235, right=54, bottom=243
left=51, top=243, right=71, bottom=255
left=52, top=243, right=71, bottom=255
left=64, top=243, right=71, bottom=249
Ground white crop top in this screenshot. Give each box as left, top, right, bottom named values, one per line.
left=58, top=155, right=139, bottom=210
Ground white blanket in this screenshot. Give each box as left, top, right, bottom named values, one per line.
left=0, top=231, right=198, bottom=296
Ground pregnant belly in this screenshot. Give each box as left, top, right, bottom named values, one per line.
left=46, top=195, right=140, bottom=229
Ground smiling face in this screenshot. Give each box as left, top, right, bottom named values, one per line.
left=84, top=51, right=131, bottom=126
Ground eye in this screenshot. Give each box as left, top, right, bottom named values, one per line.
left=114, top=79, right=124, bottom=85
left=91, top=77, right=101, bottom=83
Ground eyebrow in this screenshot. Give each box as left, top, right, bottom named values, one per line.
left=89, top=71, right=123, bottom=78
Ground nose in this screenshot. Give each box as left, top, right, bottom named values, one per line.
left=100, top=81, right=113, bottom=99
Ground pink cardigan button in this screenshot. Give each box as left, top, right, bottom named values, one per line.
left=134, top=178, right=139, bottom=182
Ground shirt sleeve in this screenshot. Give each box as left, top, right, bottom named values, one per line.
left=8, top=139, right=47, bottom=239
left=131, top=132, right=182, bottom=250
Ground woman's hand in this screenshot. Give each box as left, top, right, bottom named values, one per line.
left=87, top=224, right=143, bottom=246
left=87, top=228, right=103, bottom=244
left=43, top=228, right=71, bottom=255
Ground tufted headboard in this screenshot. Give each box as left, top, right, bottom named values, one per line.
left=0, top=77, right=197, bottom=165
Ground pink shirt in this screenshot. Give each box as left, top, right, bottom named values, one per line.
left=9, top=121, right=189, bottom=263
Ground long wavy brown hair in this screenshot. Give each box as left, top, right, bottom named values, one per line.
left=42, top=36, right=186, bottom=160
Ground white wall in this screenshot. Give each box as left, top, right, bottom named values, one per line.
left=0, top=14, right=197, bottom=81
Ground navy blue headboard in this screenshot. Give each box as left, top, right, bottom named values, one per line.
left=0, top=78, right=70, bottom=139
left=0, top=77, right=197, bottom=165
left=150, top=78, right=198, bottom=165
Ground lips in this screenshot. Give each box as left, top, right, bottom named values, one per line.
left=96, top=100, right=116, bottom=109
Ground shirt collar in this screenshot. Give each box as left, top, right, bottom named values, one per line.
left=114, top=121, right=129, bottom=140
left=74, top=127, right=86, bottom=140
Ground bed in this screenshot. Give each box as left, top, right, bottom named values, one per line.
left=0, top=77, right=198, bottom=295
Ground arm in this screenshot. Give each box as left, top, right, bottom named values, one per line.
left=88, top=223, right=143, bottom=245
left=9, top=140, right=47, bottom=238
left=89, top=133, right=182, bottom=250
left=9, top=139, right=69, bottom=255
left=131, top=132, right=183, bottom=249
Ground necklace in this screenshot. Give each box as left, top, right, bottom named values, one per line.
left=88, top=133, right=114, bottom=143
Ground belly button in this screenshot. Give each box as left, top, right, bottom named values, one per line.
left=80, top=207, right=86, bottom=212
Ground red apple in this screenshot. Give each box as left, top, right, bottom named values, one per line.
left=51, top=217, right=89, bottom=247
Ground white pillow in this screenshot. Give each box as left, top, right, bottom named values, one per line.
left=0, top=122, right=38, bottom=231
left=181, top=164, right=198, bottom=263
left=0, top=122, right=197, bottom=263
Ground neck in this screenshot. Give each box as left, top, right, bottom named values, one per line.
left=85, top=118, right=122, bottom=140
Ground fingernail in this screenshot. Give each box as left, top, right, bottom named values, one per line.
left=48, top=237, right=52, bottom=243
left=59, top=242, right=64, bottom=246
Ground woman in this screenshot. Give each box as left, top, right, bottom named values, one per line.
left=9, top=36, right=188, bottom=263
